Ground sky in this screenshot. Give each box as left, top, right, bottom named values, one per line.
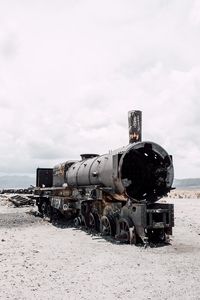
left=0, top=0, right=200, bottom=179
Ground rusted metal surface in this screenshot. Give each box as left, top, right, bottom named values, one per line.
left=33, top=110, right=175, bottom=245
left=53, top=161, right=77, bottom=187
left=8, top=195, right=34, bottom=207
left=0, top=188, right=33, bottom=194
left=128, top=110, right=142, bottom=143
left=66, top=141, right=174, bottom=203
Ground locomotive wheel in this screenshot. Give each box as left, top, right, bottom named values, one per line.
left=100, top=215, right=116, bottom=236
left=118, top=218, right=137, bottom=244
left=46, top=203, right=53, bottom=222
left=74, top=217, right=82, bottom=227
left=88, top=213, right=95, bottom=229
left=92, top=213, right=100, bottom=231
left=40, top=201, right=52, bottom=221
left=41, top=202, right=47, bottom=217
left=85, top=213, right=100, bottom=231
left=37, top=203, right=43, bottom=214
left=51, top=208, right=62, bottom=223
left=148, top=229, right=166, bottom=244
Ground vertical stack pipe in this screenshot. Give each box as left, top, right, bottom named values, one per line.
left=128, top=110, right=142, bottom=143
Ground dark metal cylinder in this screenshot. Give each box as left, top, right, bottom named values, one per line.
left=128, top=110, right=142, bottom=143
left=66, top=141, right=174, bottom=202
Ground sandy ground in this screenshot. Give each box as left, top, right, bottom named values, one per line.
left=0, top=195, right=200, bottom=300
left=169, top=188, right=200, bottom=199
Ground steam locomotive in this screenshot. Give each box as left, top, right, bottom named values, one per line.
left=34, top=111, right=174, bottom=245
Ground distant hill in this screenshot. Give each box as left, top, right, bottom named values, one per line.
left=0, top=175, right=200, bottom=190
left=173, top=178, right=200, bottom=189
left=0, top=175, right=35, bottom=189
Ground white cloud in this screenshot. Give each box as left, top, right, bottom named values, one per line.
left=0, top=0, right=200, bottom=178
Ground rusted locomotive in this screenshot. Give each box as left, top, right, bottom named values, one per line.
left=34, top=111, right=174, bottom=245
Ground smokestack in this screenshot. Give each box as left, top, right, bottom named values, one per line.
left=128, top=110, right=142, bottom=143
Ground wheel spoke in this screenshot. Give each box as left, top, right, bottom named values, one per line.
left=118, top=218, right=137, bottom=244
left=100, top=216, right=111, bottom=236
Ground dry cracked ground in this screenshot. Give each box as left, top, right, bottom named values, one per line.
left=0, top=195, right=200, bottom=300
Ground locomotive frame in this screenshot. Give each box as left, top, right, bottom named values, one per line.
left=34, top=111, right=174, bottom=245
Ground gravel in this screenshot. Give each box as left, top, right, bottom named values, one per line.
left=0, top=196, right=200, bottom=300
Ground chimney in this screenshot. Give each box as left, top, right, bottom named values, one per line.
left=128, top=110, right=142, bottom=143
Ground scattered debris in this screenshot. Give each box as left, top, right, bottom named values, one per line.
left=8, top=195, right=35, bottom=207
left=0, top=188, right=34, bottom=195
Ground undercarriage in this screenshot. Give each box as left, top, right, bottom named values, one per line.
left=34, top=187, right=174, bottom=246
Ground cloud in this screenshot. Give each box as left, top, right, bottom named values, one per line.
left=1, top=34, right=18, bottom=59
left=0, top=0, right=199, bottom=178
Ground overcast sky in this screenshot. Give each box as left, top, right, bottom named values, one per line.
left=0, top=0, right=200, bottom=179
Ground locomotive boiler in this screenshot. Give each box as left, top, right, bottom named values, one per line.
left=34, top=111, right=174, bottom=245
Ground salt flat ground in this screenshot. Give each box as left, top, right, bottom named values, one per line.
left=0, top=196, right=200, bottom=300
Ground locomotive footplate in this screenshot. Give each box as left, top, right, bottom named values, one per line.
left=146, top=203, right=174, bottom=229
left=51, top=197, right=77, bottom=212
left=117, top=202, right=174, bottom=244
